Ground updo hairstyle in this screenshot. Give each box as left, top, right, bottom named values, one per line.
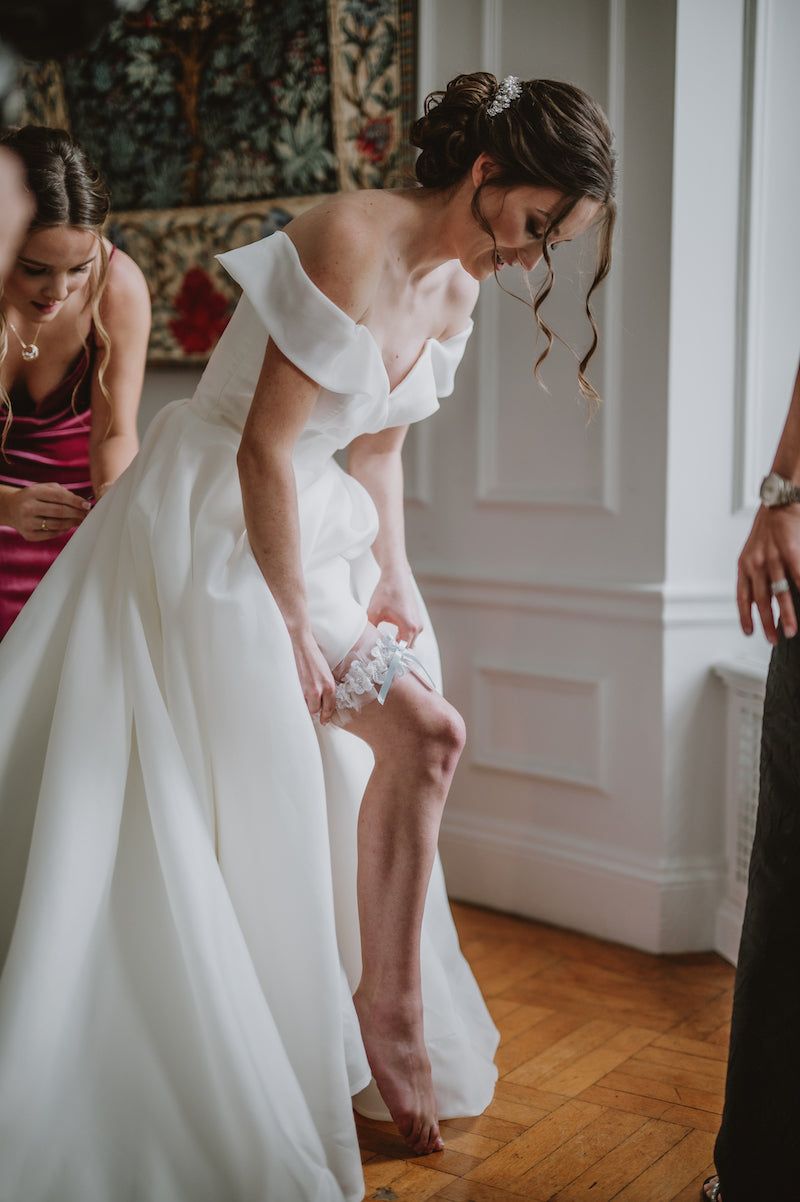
left=411, top=72, right=616, bottom=403
left=0, top=125, right=113, bottom=448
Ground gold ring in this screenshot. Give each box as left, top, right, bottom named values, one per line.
left=40, top=518, right=47, bottom=532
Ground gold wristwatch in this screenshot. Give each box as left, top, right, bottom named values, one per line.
left=759, top=472, right=800, bottom=508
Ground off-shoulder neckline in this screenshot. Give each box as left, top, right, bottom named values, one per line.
left=277, top=231, right=473, bottom=397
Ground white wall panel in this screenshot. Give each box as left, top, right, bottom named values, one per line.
left=472, top=661, right=609, bottom=790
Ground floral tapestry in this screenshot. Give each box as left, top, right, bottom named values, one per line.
left=19, top=0, right=417, bottom=361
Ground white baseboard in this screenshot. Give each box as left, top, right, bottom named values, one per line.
left=440, top=810, right=725, bottom=955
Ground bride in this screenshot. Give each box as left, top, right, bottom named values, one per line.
left=0, top=73, right=615, bottom=1202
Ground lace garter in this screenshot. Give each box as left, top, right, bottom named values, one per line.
left=333, top=633, right=437, bottom=722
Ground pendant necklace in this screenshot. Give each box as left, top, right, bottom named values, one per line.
left=8, top=321, right=41, bottom=362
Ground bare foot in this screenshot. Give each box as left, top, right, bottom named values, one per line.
left=353, top=990, right=444, bottom=1156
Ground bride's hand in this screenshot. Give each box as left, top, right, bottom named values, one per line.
left=367, top=570, right=423, bottom=647
left=290, top=629, right=337, bottom=724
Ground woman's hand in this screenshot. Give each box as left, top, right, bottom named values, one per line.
left=367, top=569, right=424, bottom=647
left=1, top=482, right=91, bottom=541
left=737, top=504, right=800, bottom=642
left=290, top=628, right=338, bottom=724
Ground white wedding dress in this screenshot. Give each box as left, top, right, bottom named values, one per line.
left=0, top=232, right=498, bottom=1202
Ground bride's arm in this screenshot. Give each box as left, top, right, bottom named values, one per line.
left=237, top=338, right=338, bottom=723
left=347, top=425, right=423, bottom=647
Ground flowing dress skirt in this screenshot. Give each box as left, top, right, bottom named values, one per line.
left=0, top=398, right=498, bottom=1202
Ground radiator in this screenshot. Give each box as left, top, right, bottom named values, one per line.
left=713, top=658, right=768, bottom=963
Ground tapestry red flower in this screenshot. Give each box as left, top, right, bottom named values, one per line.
left=168, top=267, right=231, bottom=355
left=355, top=116, right=393, bottom=165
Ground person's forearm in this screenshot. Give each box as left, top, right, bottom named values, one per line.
left=91, top=432, right=139, bottom=498
left=237, top=444, right=311, bottom=636
left=348, top=441, right=409, bottom=580
left=770, top=360, right=800, bottom=478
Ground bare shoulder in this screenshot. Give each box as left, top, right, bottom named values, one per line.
left=101, top=243, right=151, bottom=321
left=284, top=193, right=389, bottom=321
left=438, top=261, right=480, bottom=339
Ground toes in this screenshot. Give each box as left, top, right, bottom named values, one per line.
left=399, top=1115, right=443, bottom=1156
left=413, top=1122, right=443, bottom=1156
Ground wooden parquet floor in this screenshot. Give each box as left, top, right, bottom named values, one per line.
left=355, top=902, right=734, bottom=1202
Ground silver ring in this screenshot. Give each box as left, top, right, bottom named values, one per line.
left=770, top=577, right=790, bottom=596
left=40, top=518, right=47, bottom=532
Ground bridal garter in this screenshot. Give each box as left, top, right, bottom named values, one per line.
left=333, top=633, right=436, bottom=723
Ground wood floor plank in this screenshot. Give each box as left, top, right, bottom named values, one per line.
left=493, top=1079, right=574, bottom=1111
left=436, top=1130, right=505, bottom=1159
left=531, top=1026, right=660, bottom=1097
left=487, top=997, right=530, bottom=1027
left=659, top=1103, right=722, bottom=1134
left=549, top=1117, right=691, bottom=1201
left=666, top=992, right=735, bottom=1043
left=484, top=1097, right=553, bottom=1128
left=503, top=1017, right=622, bottom=1084
left=356, top=1122, right=411, bottom=1160
left=633, top=1044, right=728, bottom=1081
left=433, top=1177, right=535, bottom=1201
left=669, top=1163, right=717, bottom=1201
left=496, top=1009, right=598, bottom=1072
left=651, top=1032, right=729, bottom=1062
left=362, top=1155, right=412, bottom=1193
left=598, top=1068, right=722, bottom=1113
left=604, top=1052, right=725, bottom=1097
left=495, top=1003, right=555, bottom=1046
left=471, top=947, right=563, bottom=997
left=577, top=1084, right=671, bottom=1120
left=465, top=1100, right=604, bottom=1190
left=411, top=1148, right=483, bottom=1178
left=363, top=1162, right=459, bottom=1199
left=441, top=1114, right=528, bottom=1142
left=516, top=1107, right=648, bottom=1199
left=609, top=1128, right=716, bottom=1200
left=498, top=977, right=688, bottom=1031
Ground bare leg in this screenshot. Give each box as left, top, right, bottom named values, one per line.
left=336, top=628, right=465, bottom=1155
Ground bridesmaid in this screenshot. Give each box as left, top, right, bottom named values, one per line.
left=0, top=125, right=150, bottom=638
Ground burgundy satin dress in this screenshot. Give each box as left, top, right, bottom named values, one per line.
left=0, top=343, right=95, bottom=639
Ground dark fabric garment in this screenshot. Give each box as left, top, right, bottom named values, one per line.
left=0, top=343, right=94, bottom=639
left=714, top=588, right=800, bottom=1199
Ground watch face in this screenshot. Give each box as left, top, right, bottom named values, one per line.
left=761, top=474, right=783, bottom=505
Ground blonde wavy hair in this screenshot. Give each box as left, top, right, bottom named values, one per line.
left=0, top=126, right=113, bottom=453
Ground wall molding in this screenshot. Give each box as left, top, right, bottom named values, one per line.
left=415, top=0, right=438, bottom=105
left=732, top=0, right=769, bottom=513
left=472, top=660, right=610, bottom=791
left=439, top=808, right=724, bottom=953
left=416, top=568, right=742, bottom=628
left=480, top=0, right=502, bottom=76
